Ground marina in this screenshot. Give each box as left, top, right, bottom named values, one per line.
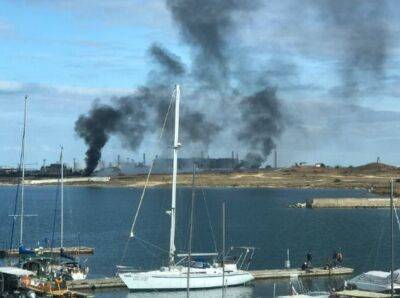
left=66, top=267, right=354, bottom=290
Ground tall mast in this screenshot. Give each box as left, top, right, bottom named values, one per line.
left=20, top=95, right=28, bottom=245
left=60, top=146, right=64, bottom=248
left=222, top=201, right=226, bottom=294
left=390, top=178, right=394, bottom=298
left=169, top=85, right=180, bottom=266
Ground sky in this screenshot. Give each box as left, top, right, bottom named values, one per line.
left=0, top=0, right=400, bottom=168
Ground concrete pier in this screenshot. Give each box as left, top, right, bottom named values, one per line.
left=250, top=266, right=353, bottom=279
left=67, top=267, right=354, bottom=290
left=306, top=198, right=397, bottom=209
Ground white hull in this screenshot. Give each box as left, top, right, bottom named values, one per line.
left=119, top=267, right=254, bottom=291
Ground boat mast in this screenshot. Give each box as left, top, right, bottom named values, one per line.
left=222, top=201, right=226, bottom=294
left=60, top=146, right=64, bottom=248
left=20, top=95, right=28, bottom=245
left=169, top=85, right=181, bottom=266
left=390, top=178, right=394, bottom=298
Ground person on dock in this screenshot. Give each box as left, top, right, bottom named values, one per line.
left=306, top=251, right=312, bottom=265
left=332, top=249, right=343, bottom=267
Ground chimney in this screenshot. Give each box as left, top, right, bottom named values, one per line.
left=143, top=153, right=146, bottom=165
left=274, top=149, right=278, bottom=168
left=117, top=155, right=121, bottom=168
left=73, top=158, right=76, bottom=171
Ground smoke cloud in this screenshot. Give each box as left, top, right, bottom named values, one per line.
left=149, top=43, right=186, bottom=76
left=75, top=0, right=285, bottom=174
left=75, top=93, right=149, bottom=175
left=238, top=87, right=283, bottom=157
left=317, top=0, right=388, bottom=98
left=166, top=0, right=260, bottom=86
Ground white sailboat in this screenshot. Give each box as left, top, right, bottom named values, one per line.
left=118, top=85, right=254, bottom=291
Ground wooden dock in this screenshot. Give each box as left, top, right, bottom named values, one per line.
left=0, top=246, right=94, bottom=258
left=67, top=267, right=353, bottom=290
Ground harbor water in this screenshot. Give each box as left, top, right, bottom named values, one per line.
left=0, top=186, right=397, bottom=297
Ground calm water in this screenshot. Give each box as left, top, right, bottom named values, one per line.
left=0, top=185, right=396, bottom=297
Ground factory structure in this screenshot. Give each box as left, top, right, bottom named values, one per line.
left=0, top=150, right=278, bottom=178
left=94, top=152, right=243, bottom=177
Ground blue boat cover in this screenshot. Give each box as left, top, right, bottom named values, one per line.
left=19, top=245, right=35, bottom=255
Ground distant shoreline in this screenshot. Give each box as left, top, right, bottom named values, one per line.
left=0, top=163, right=398, bottom=195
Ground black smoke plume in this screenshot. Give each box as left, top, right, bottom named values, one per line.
left=76, top=0, right=285, bottom=173
left=149, top=43, right=185, bottom=76
left=75, top=91, right=149, bottom=175
left=166, top=0, right=260, bottom=86
left=238, top=87, right=283, bottom=157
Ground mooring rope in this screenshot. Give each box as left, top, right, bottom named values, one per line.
left=120, top=87, right=176, bottom=264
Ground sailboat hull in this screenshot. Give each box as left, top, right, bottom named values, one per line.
left=119, top=268, right=254, bottom=291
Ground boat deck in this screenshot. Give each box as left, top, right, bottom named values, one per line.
left=67, top=267, right=353, bottom=290
left=0, top=246, right=94, bottom=257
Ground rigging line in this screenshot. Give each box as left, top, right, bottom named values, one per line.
left=128, top=89, right=175, bottom=238
left=135, top=236, right=170, bottom=254
left=120, top=88, right=175, bottom=264
left=393, top=200, right=400, bottom=233
left=201, top=187, right=218, bottom=253
left=136, top=238, right=164, bottom=262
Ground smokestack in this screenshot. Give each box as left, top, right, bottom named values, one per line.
left=236, top=153, right=239, bottom=163
left=377, top=157, right=380, bottom=164
left=231, top=151, right=234, bottom=160
left=73, top=158, right=76, bottom=171
left=143, top=153, right=146, bottom=165
left=117, top=155, right=121, bottom=168
left=274, top=149, right=278, bottom=169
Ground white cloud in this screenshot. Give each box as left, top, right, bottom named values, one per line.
left=0, top=80, right=135, bottom=98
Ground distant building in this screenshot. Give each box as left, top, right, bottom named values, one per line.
left=40, top=163, right=72, bottom=176
left=93, top=156, right=242, bottom=177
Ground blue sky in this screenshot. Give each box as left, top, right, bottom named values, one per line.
left=1, top=0, right=400, bottom=168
